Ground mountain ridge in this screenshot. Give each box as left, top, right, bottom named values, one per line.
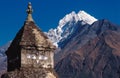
left=55, top=19, right=120, bottom=78
left=46, top=10, right=97, bottom=47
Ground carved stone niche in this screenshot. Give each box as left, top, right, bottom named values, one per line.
left=21, top=48, right=54, bottom=69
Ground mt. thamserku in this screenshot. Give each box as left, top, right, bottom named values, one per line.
left=1, top=2, right=57, bottom=78
left=46, top=11, right=97, bottom=47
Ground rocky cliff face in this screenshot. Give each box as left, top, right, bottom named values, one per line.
left=55, top=20, right=120, bottom=78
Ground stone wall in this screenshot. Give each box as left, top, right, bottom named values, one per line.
left=1, top=67, right=58, bottom=78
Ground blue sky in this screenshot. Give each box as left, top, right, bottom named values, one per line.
left=0, top=0, right=120, bottom=46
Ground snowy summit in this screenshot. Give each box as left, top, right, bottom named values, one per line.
left=46, top=10, right=97, bottom=47
left=59, top=10, right=97, bottom=27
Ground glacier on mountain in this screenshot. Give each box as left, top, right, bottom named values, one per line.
left=46, top=10, right=97, bottom=47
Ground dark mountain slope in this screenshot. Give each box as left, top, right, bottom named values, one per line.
left=55, top=20, right=120, bottom=78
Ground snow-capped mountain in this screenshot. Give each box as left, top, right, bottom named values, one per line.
left=0, top=41, right=11, bottom=76
left=0, top=41, right=11, bottom=56
left=46, top=11, right=97, bottom=47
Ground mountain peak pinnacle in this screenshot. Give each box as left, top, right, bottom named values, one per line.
left=26, top=2, right=34, bottom=22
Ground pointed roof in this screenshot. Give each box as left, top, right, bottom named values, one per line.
left=6, top=2, right=55, bottom=53
left=6, top=2, right=55, bottom=71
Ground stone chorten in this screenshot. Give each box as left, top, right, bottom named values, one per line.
left=2, top=2, right=57, bottom=78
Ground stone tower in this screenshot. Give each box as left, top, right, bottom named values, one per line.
left=2, top=2, right=57, bottom=78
